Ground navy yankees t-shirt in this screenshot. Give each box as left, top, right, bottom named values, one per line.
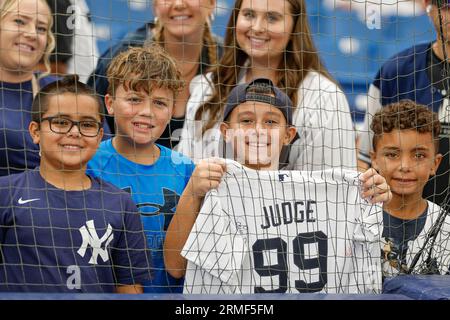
left=0, top=169, right=152, bottom=292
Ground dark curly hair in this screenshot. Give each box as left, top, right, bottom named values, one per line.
left=371, top=99, right=441, bottom=152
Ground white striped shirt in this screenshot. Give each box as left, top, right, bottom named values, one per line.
left=182, top=160, right=382, bottom=294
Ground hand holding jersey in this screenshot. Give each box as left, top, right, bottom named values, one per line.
left=181, top=160, right=385, bottom=294
left=360, top=168, right=393, bottom=204
left=188, top=158, right=227, bottom=197
left=165, top=78, right=391, bottom=288
left=164, top=158, right=227, bottom=278
left=165, top=78, right=296, bottom=278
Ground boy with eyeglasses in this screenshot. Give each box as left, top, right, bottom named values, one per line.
left=0, top=75, right=152, bottom=293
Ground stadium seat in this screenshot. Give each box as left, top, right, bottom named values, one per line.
left=310, top=2, right=436, bottom=125
left=383, top=13, right=435, bottom=43
left=212, top=0, right=233, bottom=38
left=340, top=81, right=371, bottom=125
left=86, top=0, right=154, bottom=54
left=315, top=33, right=375, bottom=80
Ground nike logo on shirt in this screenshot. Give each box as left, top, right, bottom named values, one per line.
left=17, top=197, right=40, bottom=205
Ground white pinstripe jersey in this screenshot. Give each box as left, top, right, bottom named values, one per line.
left=181, top=160, right=382, bottom=294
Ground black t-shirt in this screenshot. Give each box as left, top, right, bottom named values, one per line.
left=382, top=207, right=428, bottom=266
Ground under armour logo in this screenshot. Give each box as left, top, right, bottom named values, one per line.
left=278, top=174, right=289, bottom=182
left=77, top=220, right=114, bottom=265
left=133, top=188, right=180, bottom=231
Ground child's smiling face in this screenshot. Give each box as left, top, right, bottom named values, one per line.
left=371, top=129, right=442, bottom=198
left=220, top=101, right=296, bottom=170
left=29, top=93, right=103, bottom=171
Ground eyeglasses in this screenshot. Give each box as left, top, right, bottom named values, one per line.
left=41, top=117, right=102, bottom=137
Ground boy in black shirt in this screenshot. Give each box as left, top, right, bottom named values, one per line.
left=371, top=100, right=450, bottom=276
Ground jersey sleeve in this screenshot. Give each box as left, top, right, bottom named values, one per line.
left=175, top=74, right=216, bottom=162
left=111, top=194, right=153, bottom=285
left=288, top=74, right=357, bottom=171
left=183, top=264, right=231, bottom=294
left=181, top=189, right=247, bottom=286
left=351, top=201, right=383, bottom=293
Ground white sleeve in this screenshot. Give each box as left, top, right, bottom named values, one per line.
left=357, top=84, right=383, bottom=165
left=288, top=74, right=357, bottom=171
left=351, top=202, right=383, bottom=293
left=183, top=266, right=231, bottom=294
left=181, top=189, right=248, bottom=287
left=176, top=74, right=218, bottom=162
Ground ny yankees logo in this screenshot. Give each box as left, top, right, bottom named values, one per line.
left=77, top=220, right=114, bottom=265
left=123, top=187, right=180, bottom=231
left=278, top=174, right=289, bottom=182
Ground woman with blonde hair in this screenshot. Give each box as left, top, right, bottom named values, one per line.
left=177, top=0, right=356, bottom=171
left=88, top=0, right=223, bottom=149
left=0, top=0, right=57, bottom=176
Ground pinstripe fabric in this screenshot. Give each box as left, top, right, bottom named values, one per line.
left=181, top=160, right=381, bottom=294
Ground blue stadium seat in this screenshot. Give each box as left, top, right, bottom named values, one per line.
left=212, top=0, right=233, bottom=38
left=86, top=0, right=154, bottom=54
left=340, top=81, right=371, bottom=124
left=311, top=2, right=436, bottom=125
left=306, top=0, right=327, bottom=35
left=314, top=31, right=374, bottom=124
left=383, top=13, right=435, bottom=43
